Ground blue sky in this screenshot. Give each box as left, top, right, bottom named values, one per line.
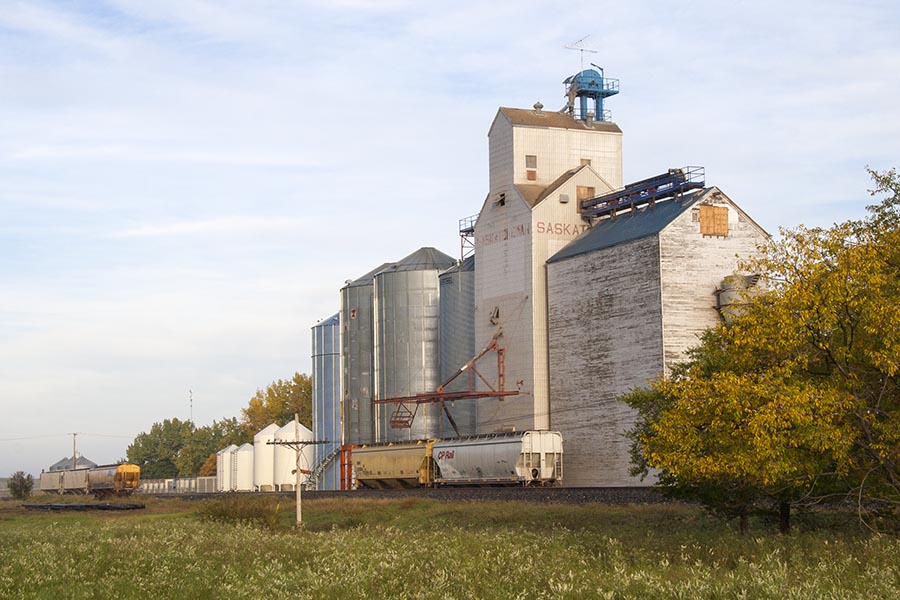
left=1, top=1, right=898, bottom=475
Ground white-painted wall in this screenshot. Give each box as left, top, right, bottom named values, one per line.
left=546, top=189, right=768, bottom=487
left=475, top=108, right=622, bottom=435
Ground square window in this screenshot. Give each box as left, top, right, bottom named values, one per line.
left=699, top=205, right=729, bottom=236
left=559, top=194, right=569, bottom=204
left=525, top=155, right=537, bottom=169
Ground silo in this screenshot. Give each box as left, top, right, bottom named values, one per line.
left=374, top=247, right=456, bottom=442
left=253, top=423, right=279, bottom=491
left=312, top=313, right=342, bottom=490
left=341, top=262, right=391, bottom=446
left=273, top=421, right=314, bottom=490
left=216, top=444, right=237, bottom=492
left=439, top=255, right=477, bottom=437
left=233, top=443, right=254, bottom=491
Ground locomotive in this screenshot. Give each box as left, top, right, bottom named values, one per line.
left=39, top=463, right=141, bottom=498
left=352, top=430, right=563, bottom=489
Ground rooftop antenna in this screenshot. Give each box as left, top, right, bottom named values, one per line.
left=565, top=35, right=598, bottom=73
left=189, top=389, right=193, bottom=424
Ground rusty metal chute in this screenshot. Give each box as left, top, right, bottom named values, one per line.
left=373, top=333, right=519, bottom=437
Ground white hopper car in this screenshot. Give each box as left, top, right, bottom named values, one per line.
left=432, top=431, right=563, bottom=486
left=353, top=431, right=563, bottom=489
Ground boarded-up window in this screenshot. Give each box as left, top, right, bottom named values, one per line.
left=576, top=186, right=596, bottom=213
left=526, top=170, right=537, bottom=180
left=700, top=205, right=729, bottom=236
left=525, top=155, right=537, bottom=168
left=576, top=186, right=596, bottom=201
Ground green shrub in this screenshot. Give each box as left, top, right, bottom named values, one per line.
left=8, top=471, right=34, bottom=500
left=198, top=494, right=282, bottom=529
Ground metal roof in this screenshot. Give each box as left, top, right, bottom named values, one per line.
left=499, top=107, right=622, bottom=133
left=547, top=190, right=704, bottom=263
left=378, top=247, right=455, bottom=273
left=344, top=262, right=394, bottom=288
left=315, top=312, right=340, bottom=327
left=514, top=165, right=587, bottom=209
left=440, top=255, right=475, bottom=277
left=48, top=455, right=98, bottom=471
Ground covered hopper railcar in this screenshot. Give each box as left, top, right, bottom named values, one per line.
left=352, top=431, right=563, bottom=489
left=39, top=464, right=141, bottom=498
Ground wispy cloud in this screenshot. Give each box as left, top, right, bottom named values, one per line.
left=10, top=144, right=320, bottom=167
left=111, top=216, right=309, bottom=238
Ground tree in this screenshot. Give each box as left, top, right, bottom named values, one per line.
left=625, top=168, right=900, bottom=531
left=240, top=372, right=312, bottom=436
left=127, top=417, right=244, bottom=479
left=198, top=453, right=218, bottom=477
left=8, top=471, right=34, bottom=500
left=127, top=418, right=193, bottom=479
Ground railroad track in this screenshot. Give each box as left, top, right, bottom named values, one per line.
left=155, top=486, right=680, bottom=505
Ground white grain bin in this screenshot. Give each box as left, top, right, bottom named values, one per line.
left=232, top=443, right=255, bottom=491
left=253, top=423, right=279, bottom=491
left=273, top=421, right=313, bottom=491
left=216, top=444, right=237, bottom=492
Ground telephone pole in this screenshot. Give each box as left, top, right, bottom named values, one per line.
left=267, top=414, right=328, bottom=528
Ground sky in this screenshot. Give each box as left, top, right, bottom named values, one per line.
left=1, top=1, right=898, bottom=476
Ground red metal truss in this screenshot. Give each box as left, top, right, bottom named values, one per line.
left=374, top=333, right=519, bottom=433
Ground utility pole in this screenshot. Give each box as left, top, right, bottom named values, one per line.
left=295, top=414, right=301, bottom=527
left=71, top=432, right=77, bottom=470
left=189, top=389, right=193, bottom=424
left=267, top=415, right=328, bottom=529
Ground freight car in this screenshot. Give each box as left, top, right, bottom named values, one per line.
left=353, top=431, right=563, bottom=489
left=39, top=463, right=141, bottom=498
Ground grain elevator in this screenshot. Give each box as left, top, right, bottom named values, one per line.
left=311, top=66, right=767, bottom=488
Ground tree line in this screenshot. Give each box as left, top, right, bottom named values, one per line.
left=623, top=168, right=900, bottom=532
left=126, top=373, right=312, bottom=479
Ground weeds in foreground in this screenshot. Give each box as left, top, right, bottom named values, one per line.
left=197, top=494, right=284, bottom=529
left=1, top=500, right=898, bottom=599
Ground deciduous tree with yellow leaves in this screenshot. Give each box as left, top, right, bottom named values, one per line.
left=625, top=168, right=900, bottom=532
left=239, top=372, right=312, bottom=436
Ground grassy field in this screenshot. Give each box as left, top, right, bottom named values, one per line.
left=1, top=495, right=898, bottom=599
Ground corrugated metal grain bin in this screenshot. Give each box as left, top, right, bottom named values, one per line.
left=253, top=423, right=279, bottom=491
left=273, top=421, right=314, bottom=491
left=233, top=443, right=254, bottom=491
left=341, top=263, right=391, bottom=446
left=217, top=444, right=237, bottom=492
left=438, top=255, right=477, bottom=437
left=312, top=313, right=342, bottom=490
left=374, top=247, right=455, bottom=443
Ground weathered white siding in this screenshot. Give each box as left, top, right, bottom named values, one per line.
left=475, top=108, right=623, bottom=434
left=658, top=189, right=768, bottom=368
left=530, top=168, right=613, bottom=430
left=513, top=125, right=622, bottom=189
left=474, top=191, right=534, bottom=433
left=547, top=235, right=663, bottom=487
left=546, top=189, right=768, bottom=487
